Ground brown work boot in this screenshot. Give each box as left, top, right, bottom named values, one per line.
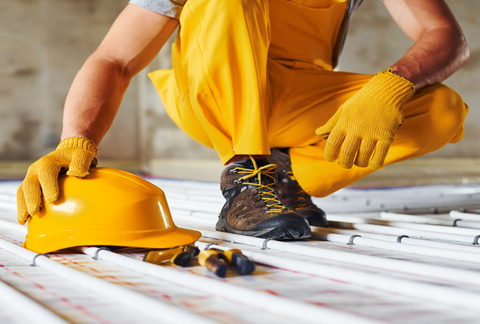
left=216, top=157, right=311, bottom=240
left=267, top=148, right=329, bottom=227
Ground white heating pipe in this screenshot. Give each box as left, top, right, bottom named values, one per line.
left=83, top=247, right=383, bottom=324
left=0, top=201, right=16, bottom=210
left=0, top=217, right=383, bottom=323
left=328, top=221, right=477, bottom=244
left=168, top=199, right=220, bottom=213
left=185, top=226, right=480, bottom=287
left=161, top=184, right=480, bottom=213
left=0, top=279, right=70, bottom=324
left=0, top=238, right=216, bottom=324
left=0, top=219, right=27, bottom=234
left=173, top=213, right=217, bottom=225
left=379, top=221, right=480, bottom=236
left=380, top=212, right=480, bottom=229
left=310, top=229, right=480, bottom=264
left=328, top=214, right=480, bottom=236
left=172, top=210, right=480, bottom=244
left=311, top=227, right=480, bottom=254
left=379, top=212, right=455, bottom=224
left=450, top=211, right=480, bottom=221
left=195, top=241, right=480, bottom=312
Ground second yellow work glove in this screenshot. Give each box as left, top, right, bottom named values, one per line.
left=315, top=68, right=415, bottom=170
left=17, top=137, right=98, bottom=225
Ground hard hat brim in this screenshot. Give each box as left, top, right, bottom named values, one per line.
left=24, top=226, right=202, bottom=254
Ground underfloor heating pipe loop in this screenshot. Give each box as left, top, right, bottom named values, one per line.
left=194, top=241, right=480, bottom=312
left=310, top=229, right=480, bottom=264
left=0, top=279, right=70, bottom=324
left=190, top=227, right=480, bottom=287
left=328, top=221, right=479, bottom=244
left=83, top=247, right=383, bottom=324
left=312, top=227, right=480, bottom=254
left=0, top=238, right=216, bottom=324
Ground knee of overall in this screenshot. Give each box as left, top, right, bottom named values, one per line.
left=412, top=83, right=467, bottom=150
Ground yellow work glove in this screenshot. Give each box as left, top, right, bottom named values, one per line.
left=315, top=68, right=415, bottom=170
left=17, top=137, right=98, bottom=225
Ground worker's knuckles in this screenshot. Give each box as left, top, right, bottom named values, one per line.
left=21, top=178, right=42, bottom=214
left=67, top=151, right=93, bottom=177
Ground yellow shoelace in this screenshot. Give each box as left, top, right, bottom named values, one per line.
left=288, top=171, right=309, bottom=208
left=235, top=159, right=285, bottom=213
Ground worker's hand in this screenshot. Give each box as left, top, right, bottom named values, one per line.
left=315, top=68, right=414, bottom=170
left=17, top=137, right=98, bottom=225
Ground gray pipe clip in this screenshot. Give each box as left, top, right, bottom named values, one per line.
left=261, top=238, right=272, bottom=250
left=397, top=235, right=409, bottom=243
left=93, top=247, right=111, bottom=260
left=204, top=243, right=219, bottom=250
left=31, top=253, right=50, bottom=267
left=347, top=235, right=361, bottom=245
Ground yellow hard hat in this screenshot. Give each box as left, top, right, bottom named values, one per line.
left=23, top=167, right=201, bottom=253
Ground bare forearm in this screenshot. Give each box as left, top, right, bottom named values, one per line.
left=60, top=4, right=178, bottom=147
left=61, top=56, right=130, bottom=146
left=392, top=27, right=469, bottom=91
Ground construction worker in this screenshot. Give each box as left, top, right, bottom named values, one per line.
left=17, top=0, right=469, bottom=241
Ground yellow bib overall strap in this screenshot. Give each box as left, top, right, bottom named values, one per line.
left=149, top=0, right=468, bottom=198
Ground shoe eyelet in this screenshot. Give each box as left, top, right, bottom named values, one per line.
left=233, top=179, right=242, bottom=184
left=229, top=169, right=238, bottom=174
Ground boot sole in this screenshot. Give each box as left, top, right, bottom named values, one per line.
left=216, top=214, right=311, bottom=240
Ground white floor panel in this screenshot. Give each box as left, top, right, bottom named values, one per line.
left=1, top=179, right=480, bottom=323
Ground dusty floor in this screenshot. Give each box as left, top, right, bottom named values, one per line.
left=1, top=177, right=480, bottom=323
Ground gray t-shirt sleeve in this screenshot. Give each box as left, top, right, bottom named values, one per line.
left=129, top=0, right=187, bottom=19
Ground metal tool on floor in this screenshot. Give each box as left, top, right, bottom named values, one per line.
left=211, top=248, right=255, bottom=275
left=145, top=244, right=255, bottom=278
left=199, top=249, right=229, bottom=278
left=144, top=245, right=200, bottom=267
left=171, top=245, right=200, bottom=266
left=143, top=246, right=184, bottom=264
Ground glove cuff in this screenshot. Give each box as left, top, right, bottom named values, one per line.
left=381, top=67, right=415, bottom=90
left=371, top=67, right=415, bottom=107
left=57, top=137, right=98, bottom=155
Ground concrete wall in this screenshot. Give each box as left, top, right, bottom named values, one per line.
left=0, top=0, right=136, bottom=161
left=0, top=0, right=478, bottom=167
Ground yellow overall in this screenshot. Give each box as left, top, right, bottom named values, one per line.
left=149, top=0, right=469, bottom=197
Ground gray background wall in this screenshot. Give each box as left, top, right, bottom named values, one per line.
left=0, top=0, right=478, bottom=169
